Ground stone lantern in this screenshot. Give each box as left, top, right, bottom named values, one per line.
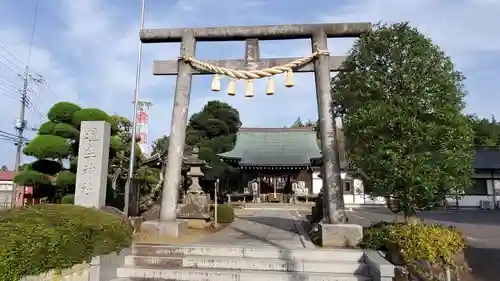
left=177, top=147, right=211, bottom=228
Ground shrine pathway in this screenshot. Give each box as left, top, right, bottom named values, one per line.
left=200, top=209, right=315, bottom=249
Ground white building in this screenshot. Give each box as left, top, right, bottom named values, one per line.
left=311, top=148, right=500, bottom=209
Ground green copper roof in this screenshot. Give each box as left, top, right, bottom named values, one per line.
left=218, top=127, right=322, bottom=166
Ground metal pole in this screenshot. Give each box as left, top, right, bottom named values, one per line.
left=214, top=178, right=219, bottom=227
left=125, top=0, right=146, bottom=217
left=11, top=66, right=28, bottom=208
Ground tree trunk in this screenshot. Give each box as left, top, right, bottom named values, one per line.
left=111, top=168, right=121, bottom=191
left=151, top=164, right=165, bottom=200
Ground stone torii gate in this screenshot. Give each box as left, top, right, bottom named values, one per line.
left=140, top=23, right=370, bottom=240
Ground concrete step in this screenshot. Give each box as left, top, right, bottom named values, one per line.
left=117, top=267, right=372, bottom=281
left=132, top=244, right=365, bottom=262
left=124, top=255, right=369, bottom=274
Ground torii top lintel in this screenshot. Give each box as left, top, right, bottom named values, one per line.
left=140, top=22, right=371, bottom=43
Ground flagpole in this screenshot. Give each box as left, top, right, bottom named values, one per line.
left=125, top=0, right=146, bottom=217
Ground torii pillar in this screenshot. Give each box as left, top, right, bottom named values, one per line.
left=139, top=23, right=370, bottom=245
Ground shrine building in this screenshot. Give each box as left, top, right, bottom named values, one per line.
left=218, top=127, right=367, bottom=203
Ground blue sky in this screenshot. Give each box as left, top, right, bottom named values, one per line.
left=0, top=0, right=499, bottom=168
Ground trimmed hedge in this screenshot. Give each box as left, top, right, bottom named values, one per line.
left=361, top=219, right=467, bottom=275
left=61, top=194, right=75, bottom=204
left=217, top=204, right=235, bottom=223
left=0, top=204, right=133, bottom=281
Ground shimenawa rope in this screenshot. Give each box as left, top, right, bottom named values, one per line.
left=178, top=48, right=330, bottom=97
left=179, top=49, right=330, bottom=79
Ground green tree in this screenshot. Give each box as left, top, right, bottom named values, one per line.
left=291, top=117, right=305, bottom=127
left=468, top=115, right=500, bottom=147
left=14, top=102, right=129, bottom=203
left=332, top=22, right=474, bottom=218
left=289, top=117, right=317, bottom=128
left=151, top=135, right=169, bottom=159
left=186, top=101, right=241, bottom=190
left=106, top=115, right=149, bottom=209
left=149, top=135, right=169, bottom=196
left=110, top=115, right=133, bottom=140
left=145, top=135, right=191, bottom=205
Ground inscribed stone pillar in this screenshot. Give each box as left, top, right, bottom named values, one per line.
left=74, top=121, right=111, bottom=209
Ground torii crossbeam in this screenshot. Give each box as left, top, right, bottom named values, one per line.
left=140, top=22, right=371, bottom=237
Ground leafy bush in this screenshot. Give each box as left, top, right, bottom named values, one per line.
left=23, top=135, right=71, bottom=159
left=47, top=102, right=82, bottom=123
left=0, top=204, right=133, bottom=281
left=31, top=159, right=62, bottom=175
left=361, top=220, right=467, bottom=272
left=61, top=194, right=74, bottom=204
left=13, top=170, right=51, bottom=186
left=38, top=121, right=80, bottom=139
left=55, top=171, right=77, bottom=188
left=217, top=204, right=235, bottom=223
left=72, top=108, right=110, bottom=127
left=360, top=221, right=403, bottom=250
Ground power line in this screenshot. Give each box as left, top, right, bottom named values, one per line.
left=0, top=59, right=21, bottom=75
left=25, top=95, right=46, bottom=121
left=26, top=0, right=39, bottom=67
left=0, top=52, right=24, bottom=72
left=0, top=44, right=25, bottom=66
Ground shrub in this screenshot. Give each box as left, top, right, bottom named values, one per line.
left=361, top=219, right=467, bottom=273
left=23, top=135, right=71, bottom=159
left=217, top=204, right=235, bottom=223
left=13, top=170, right=51, bottom=186
left=61, top=194, right=74, bottom=204
left=390, top=222, right=467, bottom=269
left=360, top=221, right=403, bottom=250
left=72, top=108, right=110, bottom=127
left=0, top=204, right=133, bottom=281
left=47, top=102, right=81, bottom=123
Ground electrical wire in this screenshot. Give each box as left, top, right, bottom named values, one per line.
left=26, top=0, right=40, bottom=67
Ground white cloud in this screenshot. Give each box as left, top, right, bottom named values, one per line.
left=0, top=0, right=498, bottom=167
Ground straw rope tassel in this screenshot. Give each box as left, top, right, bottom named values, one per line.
left=211, top=75, right=221, bottom=91
left=245, top=80, right=254, bottom=97
left=284, top=70, right=295, bottom=88
left=266, top=77, right=275, bottom=95
left=226, top=79, right=236, bottom=96
left=180, top=48, right=330, bottom=95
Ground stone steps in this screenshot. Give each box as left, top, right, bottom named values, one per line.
left=116, top=267, right=372, bottom=281
left=132, top=244, right=365, bottom=262
left=116, top=244, right=377, bottom=281
left=125, top=255, right=369, bottom=274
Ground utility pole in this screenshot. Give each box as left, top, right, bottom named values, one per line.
left=11, top=66, right=29, bottom=207
left=124, top=0, right=146, bottom=217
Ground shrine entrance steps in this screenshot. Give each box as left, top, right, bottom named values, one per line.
left=113, top=209, right=392, bottom=281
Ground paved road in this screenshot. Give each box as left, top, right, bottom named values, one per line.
left=299, top=207, right=500, bottom=281
left=203, top=209, right=310, bottom=249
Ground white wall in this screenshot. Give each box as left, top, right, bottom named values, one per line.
left=312, top=171, right=322, bottom=195
left=311, top=171, right=386, bottom=205
left=0, top=180, right=13, bottom=209
left=444, top=171, right=500, bottom=208
left=310, top=170, right=500, bottom=208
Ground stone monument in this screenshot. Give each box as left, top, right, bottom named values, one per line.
left=74, top=121, right=111, bottom=209
left=177, top=147, right=211, bottom=228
